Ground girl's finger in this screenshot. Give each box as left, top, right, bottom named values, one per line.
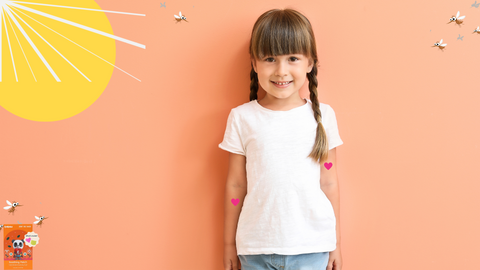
left=230, top=260, right=237, bottom=270
left=327, top=259, right=334, bottom=270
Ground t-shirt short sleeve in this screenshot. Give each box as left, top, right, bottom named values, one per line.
left=218, top=109, right=246, bottom=156
left=325, top=105, right=343, bottom=150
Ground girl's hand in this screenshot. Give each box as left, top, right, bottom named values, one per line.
left=223, top=244, right=241, bottom=270
left=327, top=246, right=343, bottom=270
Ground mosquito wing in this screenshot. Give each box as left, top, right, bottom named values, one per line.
left=458, top=15, right=465, bottom=20
left=6, top=200, right=11, bottom=206
left=456, top=11, right=460, bottom=18
left=3, top=206, right=12, bottom=210
left=179, top=11, right=182, bottom=17
left=33, top=220, right=40, bottom=224
left=174, top=14, right=180, bottom=19
left=439, top=39, right=443, bottom=44
left=441, top=43, right=447, bottom=46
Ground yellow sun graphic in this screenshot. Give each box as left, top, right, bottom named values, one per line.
left=0, top=0, right=145, bottom=122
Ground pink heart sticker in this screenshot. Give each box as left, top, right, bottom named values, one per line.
left=231, top=198, right=239, bottom=206
left=25, top=238, right=31, bottom=243
left=324, top=162, right=333, bottom=170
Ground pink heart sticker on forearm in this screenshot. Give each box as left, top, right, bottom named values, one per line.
left=231, top=198, right=239, bottom=206
left=25, top=238, right=31, bottom=243
left=324, top=162, right=333, bottom=170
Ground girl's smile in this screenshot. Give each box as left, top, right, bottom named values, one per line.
left=271, top=80, right=293, bottom=87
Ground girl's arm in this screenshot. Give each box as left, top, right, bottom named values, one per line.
left=320, top=147, right=343, bottom=270
left=224, top=152, right=248, bottom=246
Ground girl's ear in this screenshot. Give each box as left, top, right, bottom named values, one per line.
left=307, top=59, right=314, bottom=73
left=251, top=58, right=257, bottom=73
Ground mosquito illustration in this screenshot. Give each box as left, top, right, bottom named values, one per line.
left=4, top=200, right=22, bottom=214
left=471, top=1, right=480, bottom=8
left=34, top=216, right=48, bottom=226
left=174, top=11, right=188, bottom=23
left=432, top=39, right=447, bottom=51
left=448, top=11, right=466, bottom=27
left=473, top=26, right=480, bottom=34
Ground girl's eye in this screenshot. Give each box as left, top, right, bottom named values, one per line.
left=265, top=57, right=275, bottom=62
left=289, top=57, right=299, bottom=61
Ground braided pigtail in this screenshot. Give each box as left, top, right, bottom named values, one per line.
left=249, top=66, right=259, bottom=101
left=307, top=64, right=329, bottom=163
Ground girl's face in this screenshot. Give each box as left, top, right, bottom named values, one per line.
left=251, top=54, right=314, bottom=102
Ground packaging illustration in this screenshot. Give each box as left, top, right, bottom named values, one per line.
left=3, top=224, right=33, bottom=270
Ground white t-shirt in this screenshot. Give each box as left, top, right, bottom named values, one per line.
left=219, top=98, right=343, bottom=255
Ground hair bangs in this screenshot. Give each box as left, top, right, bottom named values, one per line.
left=250, top=10, right=312, bottom=60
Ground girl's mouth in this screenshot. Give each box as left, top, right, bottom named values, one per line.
left=271, top=81, right=292, bottom=87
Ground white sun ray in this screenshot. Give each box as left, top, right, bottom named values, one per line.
left=11, top=6, right=141, bottom=82
left=8, top=2, right=146, bottom=49
left=9, top=1, right=145, bottom=16
left=5, top=7, right=37, bottom=81
left=3, top=6, right=60, bottom=81
left=6, top=6, right=91, bottom=81
left=2, top=8, right=19, bottom=82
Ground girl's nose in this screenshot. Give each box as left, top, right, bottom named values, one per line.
left=274, top=61, right=288, bottom=77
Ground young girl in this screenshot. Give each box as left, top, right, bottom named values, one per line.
left=220, top=8, right=344, bottom=270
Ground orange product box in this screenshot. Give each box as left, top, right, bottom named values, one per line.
left=3, top=224, right=33, bottom=270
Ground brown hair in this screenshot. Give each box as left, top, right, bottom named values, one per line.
left=249, top=8, right=329, bottom=163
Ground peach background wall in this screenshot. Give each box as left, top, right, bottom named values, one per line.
left=1, top=0, right=480, bottom=269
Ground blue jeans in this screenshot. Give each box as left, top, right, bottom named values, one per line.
left=238, top=252, right=329, bottom=270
